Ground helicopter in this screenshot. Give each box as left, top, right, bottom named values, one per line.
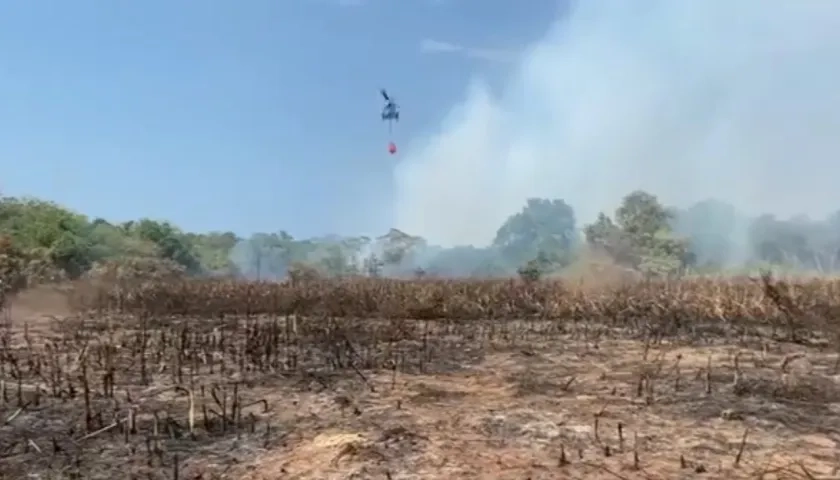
left=380, top=88, right=400, bottom=123
left=380, top=89, right=400, bottom=155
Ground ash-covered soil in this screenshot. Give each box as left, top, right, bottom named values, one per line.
left=231, top=339, right=840, bottom=480
left=2, top=286, right=839, bottom=480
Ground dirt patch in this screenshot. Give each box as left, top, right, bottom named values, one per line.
left=407, top=381, right=469, bottom=405
left=6, top=284, right=71, bottom=326
left=232, top=338, right=840, bottom=480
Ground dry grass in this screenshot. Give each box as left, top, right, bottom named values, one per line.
left=1, top=274, right=839, bottom=479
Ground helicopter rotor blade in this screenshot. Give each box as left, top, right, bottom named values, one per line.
left=380, top=89, right=390, bottom=101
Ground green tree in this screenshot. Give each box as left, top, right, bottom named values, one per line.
left=0, top=197, right=94, bottom=277
left=377, top=228, right=426, bottom=267
left=583, top=212, right=637, bottom=266
left=614, top=191, right=671, bottom=237
left=87, top=221, right=157, bottom=261
left=186, top=231, right=239, bottom=274
left=424, top=245, right=507, bottom=277
left=493, top=198, right=577, bottom=271
left=131, top=219, right=201, bottom=273
left=585, top=190, right=691, bottom=276
left=747, top=213, right=840, bottom=273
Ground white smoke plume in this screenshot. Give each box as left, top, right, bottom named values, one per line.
left=393, top=1, right=840, bottom=247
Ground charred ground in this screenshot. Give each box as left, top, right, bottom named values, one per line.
left=1, top=276, right=839, bottom=479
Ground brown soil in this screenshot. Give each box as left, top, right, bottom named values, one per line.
left=6, top=285, right=71, bottom=329
left=230, top=340, right=840, bottom=480
left=1, top=284, right=839, bottom=480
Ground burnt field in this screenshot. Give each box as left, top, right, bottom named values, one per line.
left=2, top=276, right=840, bottom=479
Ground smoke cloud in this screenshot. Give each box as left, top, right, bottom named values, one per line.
left=392, top=1, right=840, bottom=247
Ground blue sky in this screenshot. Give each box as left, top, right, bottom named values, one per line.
left=0, top=0, right=558, bottom=238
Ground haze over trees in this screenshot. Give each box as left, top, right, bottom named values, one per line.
left=1, top=190, right=839, bottom=287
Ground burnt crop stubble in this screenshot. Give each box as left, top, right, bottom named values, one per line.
left=1, top=273, right=839, bottom=479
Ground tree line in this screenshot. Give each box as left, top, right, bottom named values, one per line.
left=0, top=190, right=838, bottom=286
